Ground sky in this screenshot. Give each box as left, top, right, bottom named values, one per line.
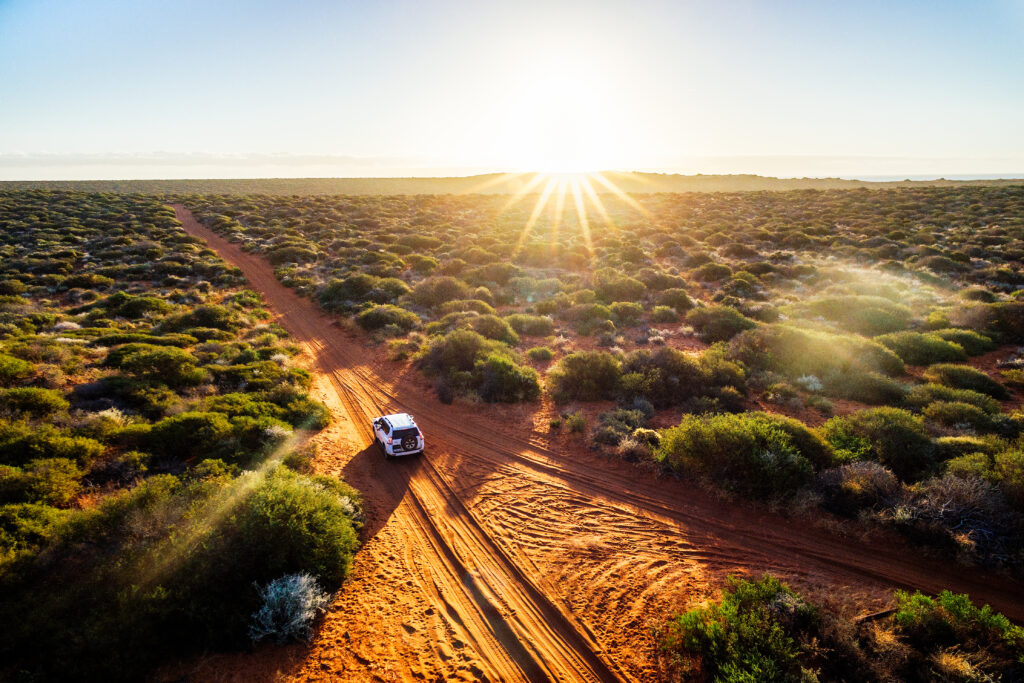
left=1, top=0, right=1023, bottom=180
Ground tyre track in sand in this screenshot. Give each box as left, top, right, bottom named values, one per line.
left=172, top=205, right=1024, bottom=682
left=174, top=206, right=618, bottom=683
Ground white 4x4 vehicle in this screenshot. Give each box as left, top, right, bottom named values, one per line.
left=371, top=413, right=424, bottom=458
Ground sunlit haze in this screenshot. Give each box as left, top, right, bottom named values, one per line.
left=2, top=0, right=1023, bottom=180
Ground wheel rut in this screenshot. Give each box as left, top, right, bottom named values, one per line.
left=171, top=204, right=1024, bottom=682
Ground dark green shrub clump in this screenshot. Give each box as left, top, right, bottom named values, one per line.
left=505, top=313, right=555, bottom=336
left=820, top=407, right=936, bottom=481
left=356, top=304, right=420, bottom=332
left=685, top=305, right=757, bottom=342
left=657, top=412, right=830, bottom=498
left=875, top=331, right=967, bottom=366
left=660, top=575, right=836, bottom=682
left=0, top=388, right=69, bottom=417
left=547, top=351, right=621, bottom=402
left=923, top=363, right=1009, bottom=400
left=419, top=329, right=539, bottom=403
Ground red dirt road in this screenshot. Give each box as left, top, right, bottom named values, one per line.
left=170, top=205, right=1024, bottom=682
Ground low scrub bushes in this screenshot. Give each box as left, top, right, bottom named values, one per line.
left=504, top=313, right=555, bottom=336
left=800, top=295, right=912, bottom=335
left=730, top=324, right=904, bottom=382
left=419, top=330, right=539, bottom=403
left=875, top=331, right=967, bottom=366
left=619, top=346, right=746, bottom=408
left=411, top=276, right=472, bottom=308
left=905, top=383, right=1000, bottom=414
left=356, top=304, right=421, bottom=332
left=820, top=408, right=936, bottom=481
left=923, top=363, right=1009, bottom=400
left=546, top=351, right=621, bottom=403
left=685, top=305, right=757, bottom=342
left=656, top=412, right=830, bottom=498
left=0, top=387, right=68, bottom=417
left=660, top=576, right=1024, bottom=683
left=930, top=328, right=995, bottom=356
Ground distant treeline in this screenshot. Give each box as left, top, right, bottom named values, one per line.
left=2, top=172, right=1023, bottom=196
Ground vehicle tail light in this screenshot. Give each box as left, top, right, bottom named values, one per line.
left=387, top=437, right=392, bottom=444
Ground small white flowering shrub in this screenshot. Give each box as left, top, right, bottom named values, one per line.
left=249, top=572, right=330, bottom=644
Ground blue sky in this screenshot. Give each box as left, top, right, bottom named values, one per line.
left=1, top=0, right=1022, bottom=179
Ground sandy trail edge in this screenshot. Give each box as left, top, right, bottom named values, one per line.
left=170, top=205, right=1024, bottom=681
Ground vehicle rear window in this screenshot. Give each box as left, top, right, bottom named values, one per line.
left=394, top=428, right=420, bottom=440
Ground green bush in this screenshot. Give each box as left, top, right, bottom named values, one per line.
left=893, top=590, right=1024, bottom=670
left=117, top=347, right=207, bottom=387
left=474, top=354, right=541, bottom=402
left=547, top=351, right=622, bottom=402
left=651, top=305, right=679, bottom=322
left=823, top=371, right=907, bottom=405
left=438, top=299, right=495, bottom=315
left=660, top=575, right=827, bottom=681
left=923, top=363, right=1009, bottom=400
left=905, top=383, right=1000, bottom=414
left=0, top=387, right=69, bottom=417
left=820, top=408, right=936, bottom=481
left=921, top=401, right=995, bottom=432
left=730, top=324, right=905, bottom=380
left=930, top=328, right=995, bottom=356
left=619, top=346, right=746, bottom=409
left=800, top=295, right=912, bottom=335
left=657, top=288, right=694, bottom=312
left=685, top=305, right=757, bottom=342
left=657, top=412, right=820, bottom=498
left=356, top=304, right=420, bottom=332
left=0, top=422, right=105, bottom=467
left=0, top=458, right=83, bottom=507
left=411, top=276, right=472, bottom=308
left=691, top=262, right=732, bottom=282
left=526, top=346, right=554, bottom=362
left=610, top=301, right=644, bottom=327
left=160, top=304, right=239, bottom=333
left=0, top=353, right=32, bottom=386
left=469, top=314, right=519, bottom=345
left=146, top=412, right=234, bottom=460
left=875, top=331, right=967, bottom=366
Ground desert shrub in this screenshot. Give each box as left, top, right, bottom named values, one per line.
left=889, top=474, right=1020, bottom=562
left=820, top=408, right=936, bottom=481
left=660, top=575, right=834, bottom=682
left=438, top=299, right=495, bottom=315
left=893, top=589, right=1024, bottom=673
left=823, top=371, right=907, bottom=405
left=356, top=304, right=420, bottom=332
left=565, top=412, right=587, bottom=433
left=657, top=412, right=819, bottom=498
left=922, top=401, right=995, bottom=432
left=248, top=572, right=330, bottom=644
left=474, top=354, right=541, bottom=402
left=115, top=347, right=207, bottom=387
left=930, top=328, right=995, bottom=356
left=685, top=305, right=756, bottom=342
left=159, top=304, right=239, bottom=333
left=816, top=460, right=900, bottom=517
left=800, top=295, right=912, bottom=335
left=504, top=313, right=554, bottom=336
left=93, top=332, right=197, bottom=347
left=2, top=458, right=83, bottom=507
left=526, top=346, right=554, bottom=362
left=651, top=305, right=678, bottom=322
left=0, top=387, right=68, bottom=417
left=470, top=314, right=519, bottom=345
left=547, top=351, right=621, bottom=402
left=146, top=412, right=234, bottom=461
left=905, top=383, right=1000, bottom=414
left=619, top=346, right=746, bottom=409
left=691, top=261, right=731, bottom=282
left=610, top=301, right=644, bottom=327
left=730, top=324, right=904, bottom=381
left=419, top=330, right=536, bottom=403
left=594, top=270, right=645, bottom=302
left=0, top=422, right=104, bottom=467
left=282, top=398, right=331, bottom=430
left=875, top=332, right=967, bottom=366
left=657, top=288, right=694, bottom=312
left=923, top=363, right=1009, bottom=400
left=949, top=302, right=1024, bottom=343
left=411, top=276, right=472, bottom=308
left=0, top=353, right=32, bottom=386
left=104, top=292, right=172, bottom=318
